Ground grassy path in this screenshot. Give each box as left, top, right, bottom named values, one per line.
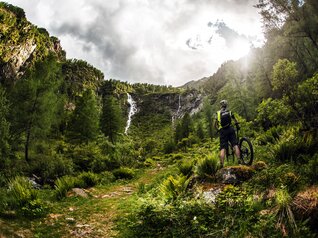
left=0, top=167, right=167, bottom=238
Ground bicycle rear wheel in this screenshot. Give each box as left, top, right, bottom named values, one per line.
left=239, top=137, right=254, bottom=165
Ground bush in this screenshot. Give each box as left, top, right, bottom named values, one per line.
left=112, top=167, right=135, bottom=180
left=163, top=139, right=176, bottom=154
left=99, top=171, right=116, bottom=185
left=178, top=160, right=193, bottom=177
left=54, top=176, right=76, bottom=200
left=30, top=154, right=74, bottom=183
left=8, top=176, right=38, bottom=208
left=160, top=175, right=190, bottom=202
left=270, top=127, right=311, bottom=163
left=7, top=176, right=49, bottom=218
left=76, top=171, right=100, bottom=188
left=195, top=155, right=219, bottom=179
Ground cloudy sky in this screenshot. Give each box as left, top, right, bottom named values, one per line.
left=6, top=0, right=264, bottom=86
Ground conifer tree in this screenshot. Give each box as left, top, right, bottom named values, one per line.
left=9, top=56, right=63, bottom=162
left=68, top=89, right=100, bottom=142
left=100, top=95, right=123, bottom=143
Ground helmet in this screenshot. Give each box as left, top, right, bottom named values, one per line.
left=220, top=100, right=228, bottom=108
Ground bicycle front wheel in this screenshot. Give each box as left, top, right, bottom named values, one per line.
left=239, top=137, right=254, bottom=165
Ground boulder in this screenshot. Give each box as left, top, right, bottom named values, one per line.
left=216, top=166, right=255, bottom=184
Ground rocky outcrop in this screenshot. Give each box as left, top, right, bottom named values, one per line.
left=131, top=89, right=203, bottom=120
left=1, top=38, right=37, bottom=80
left=216, top=166, right=255, bottom=184
left=0, top=4, right=65, bottom=83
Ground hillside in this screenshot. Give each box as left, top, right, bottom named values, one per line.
left=1, top=1, right=318, bottom=238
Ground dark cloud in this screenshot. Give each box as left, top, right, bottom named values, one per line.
left=208, top=20, right=249, bottom=48
left=6, top=0, right=263, bottom=86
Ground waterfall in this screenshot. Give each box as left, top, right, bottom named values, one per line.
left=125, top=93, right=137, bottom=135
left=172, top=94, right=182, bottom=125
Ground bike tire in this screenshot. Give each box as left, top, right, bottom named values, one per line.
left=239, top=137, right=254, bottom=165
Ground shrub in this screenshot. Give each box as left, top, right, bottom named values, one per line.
left=274, top=187, right=297, bottom=235
left=112, top=167, right=135, bottom=180
left=163, top=139, right=176, bottom=154
left=19, top=198, right=49, bottom=218
left=7, top=176, right=49, bottom=218
left=76, top=171, right=100, bottom=188
left=54, top=176, right=76, bottom=200
left=8, top=176, right=38, bottom=208
left=178, top=160, right=193, bottom=177
left=195, top=155, right=219, bottom=179
left=160, top=175, right=190, bottom=202
left=271, top=127, right=310, bottom=163
left=30, top=154, right=74, bottom=183
left=99, top=171, right=116, bottom=185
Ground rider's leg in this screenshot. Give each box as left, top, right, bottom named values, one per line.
left=233, top=145, right=240, bottom=160
left=220, top=148, right=226, bottom=167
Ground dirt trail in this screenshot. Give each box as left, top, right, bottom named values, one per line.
left=60, top=168, right=161, bottom=238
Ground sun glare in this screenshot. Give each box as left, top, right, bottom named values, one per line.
left=230, top=39, right=251, bottom=60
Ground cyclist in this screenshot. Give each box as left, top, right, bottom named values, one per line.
left=214, top=100, right=240, bottom=167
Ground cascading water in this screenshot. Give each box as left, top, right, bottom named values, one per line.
left=172, top=94, right=182, bottom=125
left=125, top=93, right=137, bottom=135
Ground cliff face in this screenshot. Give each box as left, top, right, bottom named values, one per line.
left=131, top=90, right=203, bottom=120
left=0, top=3, right=65, bottom=83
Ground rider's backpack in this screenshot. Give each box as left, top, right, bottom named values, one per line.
left=218, top=109, right=232, bottom=128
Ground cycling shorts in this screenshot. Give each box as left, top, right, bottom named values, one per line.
left=219, top=126, right=238, bottom=150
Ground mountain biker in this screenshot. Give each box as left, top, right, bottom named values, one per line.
left=214, top=100, right=240, bottom=167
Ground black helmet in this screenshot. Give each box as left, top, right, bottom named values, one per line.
left=220, top=100, right=228, bottom=108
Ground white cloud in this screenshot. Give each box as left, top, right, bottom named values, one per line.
left=5, top=0, right=264, bottom=86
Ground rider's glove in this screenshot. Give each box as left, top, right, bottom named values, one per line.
left=235, top=123, right=240, bottom=130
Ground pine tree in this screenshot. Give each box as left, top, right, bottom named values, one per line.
left=100, top=95, right=123, bottom=143
left=9, top=55, right=63, bottom=162
left=68, top=89, right=100, bottom=142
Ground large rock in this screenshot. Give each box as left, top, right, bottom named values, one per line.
left=216, top=166, right=255, bottom=184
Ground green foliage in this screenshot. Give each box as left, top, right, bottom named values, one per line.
left=272, top=59, right=299, bottom=95
left=117, top=199, right=216, bottom=238
left=0, top=86, right=10, bottom=161
left=8, top=176, right=38, bottom=207
left=68, top=141, right=119, bottom=172
left=112, top=167, right=135, bottom=180
left=274, top=187, right=297, bottom=235
left=175, top=112, right=194, bottom=142
left=178, top=160, right=193, bottom=177
left=100, top=95, right=124, bottom=143
left=163, top=138, right=176, bottom=154
left=68, top=89, right=100, bottom=142
left=9, top=55, right=63, bottom=162
left=293, top=73, right=318, bottom=129
left=19, top=198, right=49, bottom=218
left=61, top=59, right=104, bottom=100
left=76, top=171, right=100, bottom=188
left=6, top=176, right=49, bottom=218
left=270, top=127, right=312, bottom=163
left=247, top=164, right=300, bottom=192
left=160, top=175, right=190, bottom=202
left=29, top=147, right=74, bottom=183
left=255, top=98, right=292, bottom=129
left=301, top=153, right=318, bottom=184
left=54, top=176, right=76, bottom=200
left=256, top=125, right=285, bottom=145
left=98, top=171, right=116, bottom=185
left=195, top=155, right=219, bottom=179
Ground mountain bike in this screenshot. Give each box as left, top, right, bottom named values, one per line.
left=226, top=124, right=254, bottom=165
